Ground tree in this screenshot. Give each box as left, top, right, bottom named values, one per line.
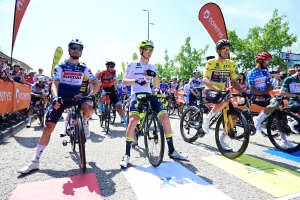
left=155, top=49, right=175, bottom=80
left=228, top=9, right=297, bottom=72
left=174, top=36, right=208, bottom=80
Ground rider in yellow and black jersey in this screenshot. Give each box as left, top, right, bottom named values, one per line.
left=202, top=39, right=247, bottom=150
left=204, top=58, right=237, bottom=90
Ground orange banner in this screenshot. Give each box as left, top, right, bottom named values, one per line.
left=199, top=3, right=227, bottom=43
left=0, top=80, right=31, bottom=114
left=12, top=0, right=31, bottom=54
left=0, top=80, right=14, bottom=114
left=13, top=82, right=31, bottom=112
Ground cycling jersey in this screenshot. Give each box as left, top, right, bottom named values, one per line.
left=160, top=83, right=169, bottom=93
left=189, top=78, right=203, bottom=92
left=31, top=82, right=49, bottom=95
left=281, top=76, right=300, bottom=94
left=169, top=82, right=179, bottom=93
left=124, top=61, right=156, bottom=95
left=80, top=75, right=91, bottom=94
left=204, top=58, right=237, bottom=90
left=246, top=68, right=271, bottom=95
left=53, top=60, right=97, bottom=99
left=97, top=69, right=116, bottom=88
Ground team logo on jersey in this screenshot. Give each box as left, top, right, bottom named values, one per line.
left=137, top=63, right=140, bottom=66
left=224, top=65, right=230, bottom=68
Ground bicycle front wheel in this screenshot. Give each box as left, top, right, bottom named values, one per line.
left=104, top=106, right=110, bottom=134
left=267, top=110, right=300, bottom=153
left=143, top=112, right=165, bottom=167
left=215, top=109, right=250, bottom=159
left=77, top=116, right=86, bottom=172
left=180, top=106, right=201, bottom=143
left=110, top=103, right=116, bottom=124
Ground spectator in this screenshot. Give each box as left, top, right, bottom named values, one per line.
left=33, top=68, right=43, bottom=82
left=276, top=65, right=282, bottom=73
left=271, top=71, right=286, bottom=89
left=0, top=57, right=7, bottom=79
left=11, top=64, right=24, bottom=83
left=26, top=72, right=34, bottom=84
left=288, top=68, right=296, bottom=76
left=237, top=73, right=247, bottom=91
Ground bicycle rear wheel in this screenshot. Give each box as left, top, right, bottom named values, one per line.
left=180, top=106, right=200, bottom=143
left=215, top=109, right=249, bottom=159
left=267, top=110, right=300, bottom=153
left=144, top=112, right=165, bottom=167
left=77, top=115, right=86, bottom=172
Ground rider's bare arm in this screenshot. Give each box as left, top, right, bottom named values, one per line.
left=250, top=84, right=272, bottom=95
left=91, top=79, right=100, bottom=95
left=203, top=76, right=221, bottom=91
left=51, top=81, right=59, bottom=97
left=280, top=90, right=300, bottom=98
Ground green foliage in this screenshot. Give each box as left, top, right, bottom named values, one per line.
left=116, top=72, right=124, bottom=81
left=121, top=61, right=125, bottom=74
left=174, top=36, right=208, bottom=80
left=228, top=9, right=297, bottom=72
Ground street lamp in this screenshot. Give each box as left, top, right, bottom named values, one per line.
left=142, top=9, right=155, bottom=39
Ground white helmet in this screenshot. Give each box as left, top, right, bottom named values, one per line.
left=171, top=76, right=177, bottom=80
left=162, top=77, right=167, bottom=81
left=38, top=76, right=47, bottom=82
left=68, top=39, right=84, bottom=49
left=193, top=69, right=200, bottom=76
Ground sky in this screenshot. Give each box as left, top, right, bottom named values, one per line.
left=1, top=0, right=300, bottom=76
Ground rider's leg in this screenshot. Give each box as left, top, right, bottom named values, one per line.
left=61, top=111, right=70, bottom=136
left=98, top=92, right=106, bottom=113
left=80, top=101, right=94, bottom=138
left=120, top=95, right=140, bottom=167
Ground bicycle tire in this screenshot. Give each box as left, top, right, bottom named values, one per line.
left=69, top=114, right=76, bottom=152
left=167, top=102, right=176, bottom=116
left=180, top=106, right=200, bottom=143
left=110, top=103, right=116, bottom=124
left=77, top=115, right=86, bottom=172
left=215, top=109, right=250, bottom=159
left=267, top=110, right=300, bottom=153
left=104, top=106, right=110, bottom=134
left=143, top=112, right=165, bottom=167
left=177, top=103, right=184, bottom=117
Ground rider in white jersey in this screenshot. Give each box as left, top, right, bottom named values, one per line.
left=119, top=40, right=188, bottom=168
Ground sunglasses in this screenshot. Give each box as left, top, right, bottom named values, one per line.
left=108, top=65, right=115, bottom=68
left=69, top=45, right=83, bottom=52
left=221, top=47, right=230, bottom=52
left=144, top=47, right=154, bottom=52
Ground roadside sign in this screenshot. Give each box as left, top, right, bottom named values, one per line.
left=279, top=52, right=300, bottom=60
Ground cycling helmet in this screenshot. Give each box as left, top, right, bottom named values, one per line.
left=216, top=39, right=231, bottom=50
left=139, top=40, right=154, bottom=49
left=171, top=76, right=177, bottom=80
left=256, top=52, right=272, bottom=61
left=193, top=70, right=200, bottom=75
left=162, top=77, right=167, bottom=81
left=68, top=39, right=84, bottom=49
left=38, top=76, right=47, bottom=82
left=106, top=61, right=115, bottom=66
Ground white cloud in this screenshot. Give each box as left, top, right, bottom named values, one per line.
left=0, top=3, right=10, bottom=10
left=101, top=41, right=122, bottom=52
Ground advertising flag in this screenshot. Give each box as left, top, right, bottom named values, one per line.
left=11, top=0, right=31, bottom=55
left=51, top=47, right=63, bottom=77
left=133, top=53, right=138, bottom=61
left=199, top=3, right=228, bottom=43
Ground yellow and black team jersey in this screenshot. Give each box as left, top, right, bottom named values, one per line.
left=80, top=75, right=91, bottom=94
left=204, top=58, right=237, bottom=90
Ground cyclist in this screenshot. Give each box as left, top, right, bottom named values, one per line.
left=97, top=61, right=127, bottom=125
left=26, top=76, right=49, bottom=128
left=247, top=52, right=281, bottom=136
left=159, top=77, right=169, bottom=94
left=117, top=79, right=124, bottom=102
left=188, top=70, right=203, bottom=106
left=120, top=39, right=187, bottom=168
left=17, top=39, right=100, bottom=174
left=60, top=73, right=93, bottom=136
left=169, top=76, right=179, bottom=108
left=202, top=39, right=247, bottom=150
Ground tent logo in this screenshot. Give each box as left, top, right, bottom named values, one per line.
left=204, top=10, right=210, bottom=19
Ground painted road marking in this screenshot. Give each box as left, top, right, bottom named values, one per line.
left=10, top=173, right=102, bottom=200
left=264, top=149, right=300, bottom=163
left=203, top=154, right=300, bottom=198
left=122, top=162, right=231, bottom=200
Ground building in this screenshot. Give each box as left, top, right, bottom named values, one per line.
left=0, top=51, right=33, bottom=73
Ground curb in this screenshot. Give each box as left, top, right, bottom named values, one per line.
left=0, top=115, right=37, bottom=144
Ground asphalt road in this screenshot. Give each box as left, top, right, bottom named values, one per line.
left=1, top=113, right=300, bottom=200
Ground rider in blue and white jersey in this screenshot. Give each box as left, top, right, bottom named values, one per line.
left=188, top=70, right=203, bottom=106
left=159, top=78, right=169, bottom=94
left=17, top=39, right=100, bottom=174
left=26, top=76, right=49, bottom=128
